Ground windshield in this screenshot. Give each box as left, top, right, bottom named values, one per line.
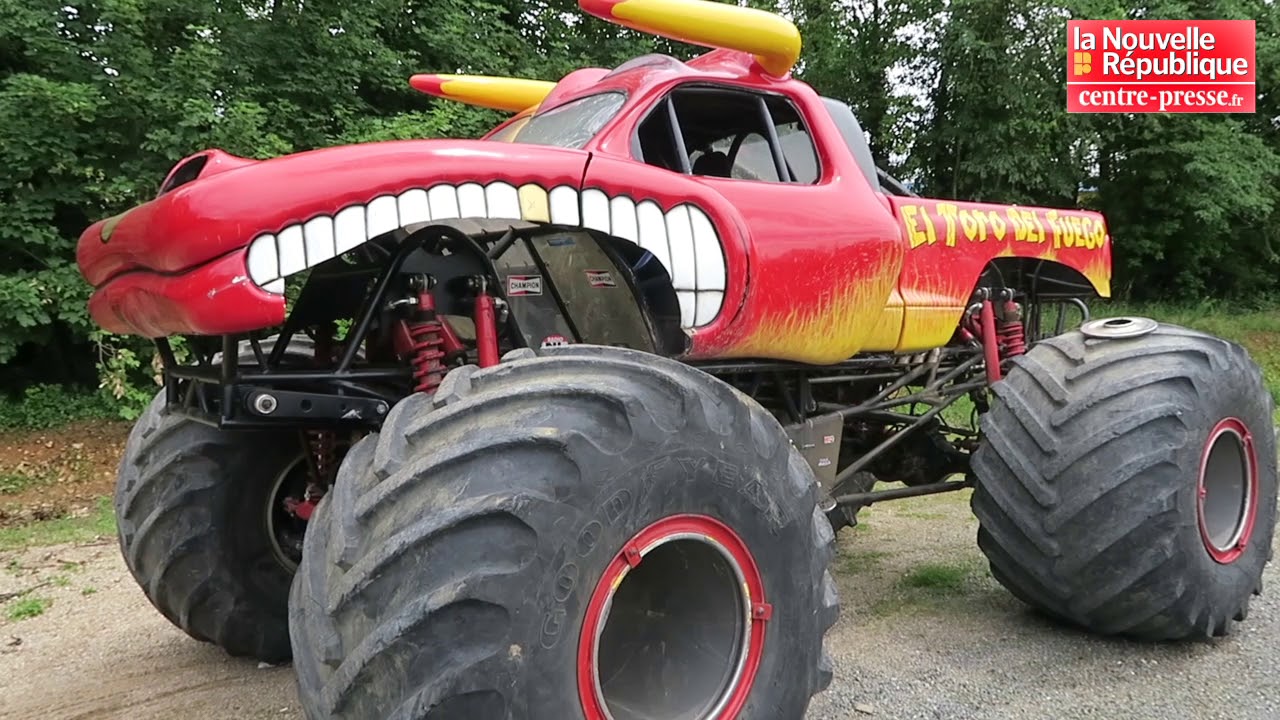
left=504, top=92, right=626, bottom=149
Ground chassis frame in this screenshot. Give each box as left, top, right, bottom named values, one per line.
left=154, top=221, right=1095, bottom=519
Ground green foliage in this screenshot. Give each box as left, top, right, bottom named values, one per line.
left=5, top=595, right=52, bottom=621
left=0, top=384, right=114, bottom=430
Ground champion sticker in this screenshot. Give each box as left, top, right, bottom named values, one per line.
left=507, top=275, right=542, bottom=296
left=540, top=334, right=570, bottom=348
left=585, top=269, right=617, bottom=288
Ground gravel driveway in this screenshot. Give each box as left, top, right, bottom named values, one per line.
left=3, top=489, right=1278, bottom=720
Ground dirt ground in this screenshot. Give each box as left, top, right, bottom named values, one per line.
left=3, top=485, right=1279, bottom=720
left=0, top=422, right=130, bottom=528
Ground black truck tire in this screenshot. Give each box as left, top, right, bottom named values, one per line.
left=290, top=345, right=838, bottom=719
left=115, top=336, right=327, bottom=661
left=971, top=320, right=1277, bottom=640
left=116, top=391, right=304, bottom=661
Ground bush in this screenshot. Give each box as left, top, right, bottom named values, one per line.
left=0, top=384, right=116, bottom=431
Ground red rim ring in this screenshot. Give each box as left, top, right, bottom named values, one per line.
left=1196, top=417, right=1259, bottom=564
left=577, top=514, right=768, bottom=720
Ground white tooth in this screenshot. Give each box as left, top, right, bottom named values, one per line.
left=676, top=290, right=696, bottom=328
left=276, top=225, right=306, bottom=276
left=609, top=195, right=638, bottom=242
left=263, top=279, right=285, bottom=294
left=635, top=201, right=672, bottom=277
left=581, top=188, right=611, bottom=233
left=695, top=290, right=724, bottom=327
left=457, top=182, right=487, bottom=218
left=246, top=234, right=278, bottom=284
left=664, top=205, right=697, bottom=291
left=689, top=206, right=725, bottom=291
left=428, top=184, right=460, bottom=219
left=366, top=195, right=399, bottom=238
left=484, top=182, right=520, bottom=218
left=303, top=216, right=336, bottom=266
left=549, top=186, right=580, bottom=226
left=397, top=189, right=431, bottom=225
left=334, top=205, right=367, bottom=254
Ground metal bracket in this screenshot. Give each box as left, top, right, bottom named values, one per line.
left=238, top=387, right=389, bottom=425
left=785, top=413, right=844, bottom=494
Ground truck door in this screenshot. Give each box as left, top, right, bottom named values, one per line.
left=613, top=83, right=906, bottom=363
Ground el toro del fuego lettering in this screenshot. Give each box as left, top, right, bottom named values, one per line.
left=900, top=203, right=1108, bottom=251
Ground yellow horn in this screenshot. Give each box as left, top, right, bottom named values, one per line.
left=409, top=74, right=556, bottom=113
left=579, top=0, right=801, bottom=77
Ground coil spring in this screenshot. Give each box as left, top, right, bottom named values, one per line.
left=408, top=319, right=447, bottom=393
left=997, top=302, right=1027, bottom=357
left=305, top=430, right=337, bottom=485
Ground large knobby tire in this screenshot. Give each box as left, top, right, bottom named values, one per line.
left=115, top=337, right=321, bottom=661
left=290, top=345, right=838, bottom=719
left=971, top=321, right=1278, bottom=640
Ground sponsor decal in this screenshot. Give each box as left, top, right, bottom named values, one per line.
left=507, top=275, right=542, bottom=296
left=547, top=236, right=577, bottom=247
left=822, top=434, right=836, bottom=445
left=540, top=334, right=570, bottom=348
left=585, top=269, right=617, bottom=288
left=817, top=457, right=831, bottom=468
left=1067, top=20, right=1255, bottom=113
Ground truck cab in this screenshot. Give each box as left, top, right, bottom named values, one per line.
left=473, top=48, right=1109, bottom=362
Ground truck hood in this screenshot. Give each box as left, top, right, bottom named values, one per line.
left=77, top=139, right=591, bottom=288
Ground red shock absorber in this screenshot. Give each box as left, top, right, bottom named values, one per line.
left=407, top=281, right=448, bottom=393
left=979, top=299, right=1002, bottom=385
left=997, top=299, right=1027, bottom=357
left=474, top=285, right=500, bottom=368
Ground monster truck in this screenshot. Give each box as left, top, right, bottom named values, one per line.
left=76, top=0, right=1275, bottom=718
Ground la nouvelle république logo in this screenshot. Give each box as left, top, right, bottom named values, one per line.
left=1067, top=20, right=1256, bottom=113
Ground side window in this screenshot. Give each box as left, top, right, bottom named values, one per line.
left=636, top=86, right=821, bottom=184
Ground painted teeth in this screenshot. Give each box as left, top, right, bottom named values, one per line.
left=245, top=182, right=727, bottom=329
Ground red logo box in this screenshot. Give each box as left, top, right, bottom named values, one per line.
left=1067, top=20, right=1256, bottom=113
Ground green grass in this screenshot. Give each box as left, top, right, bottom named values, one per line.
left=0, top=497, right=116, bottom=552
left=5, top=596, right=51, bottom=621
left=866, top=560, right=991, bottom=617
left=839, top=547, right=890, bottom=575
left=0, top=471, right=53, bottom=496
left=899, top=562, right=971, bottom=593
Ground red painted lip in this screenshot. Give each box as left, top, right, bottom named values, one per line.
left=87, top=250, right=284, bottom=338
left=576, top=514, right=767, bottom=720
left=76, top=139, right=591, bottom=289
left=1197, top=417, right=1259, bottom=565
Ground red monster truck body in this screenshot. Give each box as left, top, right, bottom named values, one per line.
left=76, top=2, right=1275, bottom=719
left=77, top=46, right=1109, bottom=363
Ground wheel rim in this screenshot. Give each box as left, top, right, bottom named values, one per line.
left=1197, top=417, right=1259, bottom=564
left=577, top=515, right=768, bottom=720
left=265, top=454, right=310, bottom=572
